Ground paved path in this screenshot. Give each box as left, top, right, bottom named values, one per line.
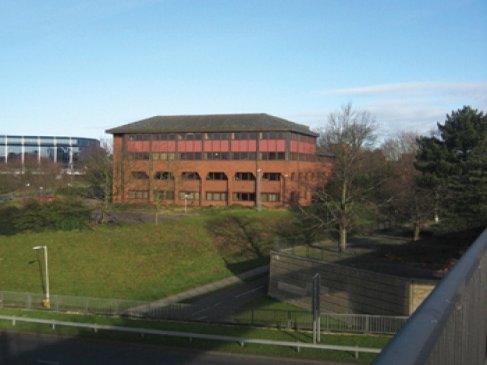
left=185, top=275, right=268, bottom=322
left=147, top=265, right=268, bottom=306
left=129, top=265, right=269, bottom=320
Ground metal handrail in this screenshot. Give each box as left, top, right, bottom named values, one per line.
left=0, top=315, right=382, bottom=358
left=374, top=228, right=487, bottom=365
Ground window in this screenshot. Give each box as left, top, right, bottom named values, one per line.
left=233, top=192, right=256, bottom=201
left=152, top=152, right=176, bottom=160
left=233, top=152, right=257, bottom=160
left=154, top=190, right=174, bottom=200
left=260, top=152, right=285, bottom=160
left=128, top=152, right=150, bottom=160
left=131, top=171, right=149, bottom=180
left=181, top=172, right=200, bottom=180
left=183, top=133, right=203, bottom=140
left=179, top=152, right=202, bottom=160
left=179, top=191, right=199, bottom=200
left=128, top=134, right=151, bottom=141
left=154, top=171, right=174, bottom=180
left=206, top=192, right=227, bottom=201
left=262, top=172, right=281, bottom=181
left=234, top=132, right=258, bottom=140
left=261, top=131, right=285, bottom=140
left=206, top=172, right=227, bottom=180
left=155, top=134, right=178, bottom=140
left=206, top=152, right=229, bottom=160
left=261, top=193, right=280, bottom=202
left=235, top=172, right=255, bottom=181
left=153, top=134, right=167, bottom=140
left=206, top=132, right=229, bottom=140
left=128, top=190, right=149, bottom=199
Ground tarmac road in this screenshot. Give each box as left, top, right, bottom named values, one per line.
left=0, top=330, right=339, bottom=365
left=186, top=275, right=268, bottom=322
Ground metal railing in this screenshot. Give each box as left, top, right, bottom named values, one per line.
left=0, top=291, right=406, bottom=335
left=0, top=291, right=190, bottom=320
left=235, top=309, right=407, bottom=334
left=0, top=315, right=382, bottom=359
left=374, top=228, right=487, bottom=365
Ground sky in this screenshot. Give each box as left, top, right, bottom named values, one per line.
left=1, top=0, right=486, bottom=141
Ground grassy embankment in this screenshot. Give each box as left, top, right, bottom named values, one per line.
left=0, top=208, right=296, bottom=301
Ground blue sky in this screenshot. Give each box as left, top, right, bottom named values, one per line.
left=1, top=0, right=486, bottom=141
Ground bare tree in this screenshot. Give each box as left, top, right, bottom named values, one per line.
left=81, top=139, right=112, bottom=223
left=380, top=132, right=439, bottom=240
left=381, top=131, right=419, bottom=161
left=316, top=103, right=378, bottom=252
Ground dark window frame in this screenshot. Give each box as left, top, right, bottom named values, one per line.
left=206, top=172, right=227, bottom=181
left=235, top=172, right=255, bottom=181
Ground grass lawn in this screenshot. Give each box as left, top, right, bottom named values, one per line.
left=0, top=307, right=391, bottom=364
left=0, top=208, right=294, bottom=301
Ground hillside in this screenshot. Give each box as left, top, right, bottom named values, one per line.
left=0, top=209, right=295, bottom=301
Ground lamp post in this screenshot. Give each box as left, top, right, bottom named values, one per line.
left=184, top=194, right=190, bottom=214
left=33, top=245, right=50, bottom=309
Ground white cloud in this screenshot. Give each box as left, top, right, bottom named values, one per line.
left=321, top=81, right=487, bottom=97
left=315, top=81, right=487, bottom=139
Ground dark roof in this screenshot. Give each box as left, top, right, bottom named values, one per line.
left=106, top=113, right=318, bottom=136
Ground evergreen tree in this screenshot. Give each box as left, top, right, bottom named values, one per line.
left=415, top=106, right=487, bottom=229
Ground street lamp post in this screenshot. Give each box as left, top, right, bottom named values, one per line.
left=184, top=194, right=190, bottom=214
left=33, top=245, right=50, bottom=309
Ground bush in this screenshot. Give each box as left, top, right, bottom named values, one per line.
left=0, top=199, right=90, bottom=235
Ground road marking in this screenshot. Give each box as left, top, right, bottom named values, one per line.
left=235, top=285, right=265, bottom=299
left=37, top=360, right=60, bottom=365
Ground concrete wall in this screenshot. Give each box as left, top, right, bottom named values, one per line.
left=268, top=250, right=437, bottom=316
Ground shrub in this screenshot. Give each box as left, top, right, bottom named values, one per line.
left=0, top=200, right=90, bottom=235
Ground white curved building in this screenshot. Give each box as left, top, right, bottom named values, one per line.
left=0, top=135, right=99, bottom=173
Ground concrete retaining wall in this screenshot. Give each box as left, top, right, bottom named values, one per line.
left=268, top=250, right=437, bottom=316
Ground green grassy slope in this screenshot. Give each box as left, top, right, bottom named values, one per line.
left=0, top=209, right=293, bottom=300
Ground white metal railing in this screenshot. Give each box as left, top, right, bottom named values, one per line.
left=0, top=290, right=407, bottom=335
left=0, top=315, right=382, bottom=359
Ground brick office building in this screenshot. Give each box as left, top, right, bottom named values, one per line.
left=107, top=114, right=332, bottom=207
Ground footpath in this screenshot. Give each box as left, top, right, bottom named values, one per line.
left=126, top=265, right=270, bottom=318
left=148, top=265, right=269, bottom=306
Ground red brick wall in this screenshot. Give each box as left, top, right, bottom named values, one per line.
left=111, top=134, right=333, bottom=207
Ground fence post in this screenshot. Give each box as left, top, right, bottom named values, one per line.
left=27, top=293, right=32, bottom=309
left=251, top=309, right=254, bottom=325
left=365, top=314, right=370, bottom=333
